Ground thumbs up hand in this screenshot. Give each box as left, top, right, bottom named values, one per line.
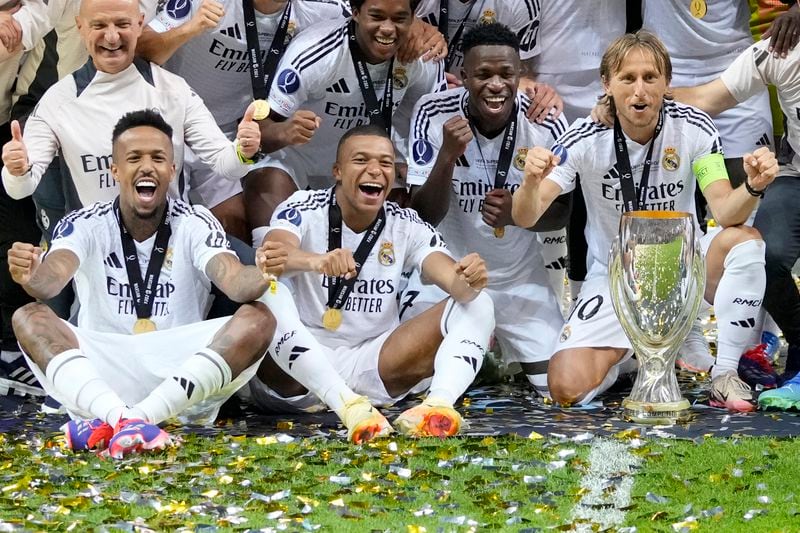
left=2, top=120, right=29, bottom=176
left=236, top=102, right=263, bottom=159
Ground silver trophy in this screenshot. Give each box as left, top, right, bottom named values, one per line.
left=609, top=211, right=705, bottom=424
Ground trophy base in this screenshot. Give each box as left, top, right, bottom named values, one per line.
left=621, top=398, right=691, bottom=425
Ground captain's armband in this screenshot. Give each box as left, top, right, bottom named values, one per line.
left=692, top=153, right=728, bottom=192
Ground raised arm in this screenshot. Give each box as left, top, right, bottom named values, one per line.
left=136, top=0, right=223, bottom=65
left=671, top=78, right=739, bottom=118
left=511, top=146, right=564, bottom=228
left=8, top=245, right=78, bottom=300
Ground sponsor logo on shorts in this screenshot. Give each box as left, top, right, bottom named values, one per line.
left=662, top=147, right=680, bottom=171
left=277, top=207, right=302, bottom=226
left=412, top=139, right=434, bottom=166
left=277, top=69, right=301, bottom=94
left=514, top=148, right=528, bottom=171
left=378, top=241, right=395, bottom=266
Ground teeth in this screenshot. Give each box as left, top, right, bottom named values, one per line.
left=136, top=180, right=156, bottom=188
left=361, top=183, right=383, bottom=191
left=485, top=96, right=505, bottom=102
left=376, top=36, right=395, bottom=45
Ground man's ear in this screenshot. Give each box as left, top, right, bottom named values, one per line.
left=332, top=162, right=341, bottom=181
left=111, top=163, right=119, bottom=183
left=601, top=75, right=610, bottom=95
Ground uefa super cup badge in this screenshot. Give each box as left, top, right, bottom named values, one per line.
left=393, top=67, right=408, bottom=90
left=514, top=148, right=528, bottom=171
left=662, top=147, right=680, bottom=171
left=479, top=9, right=497, bottom=24
left=379, top=241, right=395, bottom=266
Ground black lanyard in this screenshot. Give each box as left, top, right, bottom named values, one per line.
left=613, top=108, right=664, bottom=212
left=464, top=97, right=519, bottom=190
left=242, top=0, right=293, bottom=100
left=115, top=199, right=172, bottom=320
left=326, top=187, right=386, bottom=311
left=347, top=19, right=393, bottom=134
left=442, top=0, right=479, bottom=71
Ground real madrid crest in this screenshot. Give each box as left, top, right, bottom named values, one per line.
left=285, top=21, right=297, bottom=43
left=560, top=325, right=571, bottom=342
left=479, top=9, right=497, bottom=24
left=514, top=148, right=528, bottom=171
left=163, top=247, right=174, bottom=273
left=379, top=241, right=395, bottom=266
left=393, top=66, right=408, bottom=90
left=661, top=147, right=680, bottom=171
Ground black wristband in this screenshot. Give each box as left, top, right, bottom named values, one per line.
left=745, top=179, right=765, bottom=198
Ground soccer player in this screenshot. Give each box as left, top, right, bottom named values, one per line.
left=0, top=0, right=262, bottom=216
left=512, top=31, right=779, bottom=412
left=250, top=0, right=447, bottom=246
left=405, top=23, right=570, bottom=398
left=660, top=19, right=800, bottom=407
left=249, top=124, right=495, bottom=441
left=7, top=109, right=281, bottom=458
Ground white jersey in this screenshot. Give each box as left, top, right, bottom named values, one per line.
left=2, top=59, right=249, bottom=207
left=47, top=199, right=235, bottom=334
left=407, top=87, right=568, bottom=290
left=547, top=100, right=723, bottom=278
left=415, top=0, right=540, bottom=72
left=150, top=0, right=350, bottom=129
left=643, top=0, right=753, bottom=79
left=532, top=0, right=624, bottom=75
left=270, top=188, right=451, bottom=348
left=722, top=39, right=800, bottom=176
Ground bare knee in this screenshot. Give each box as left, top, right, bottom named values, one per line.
left=547, top=352, right=606, bottom=406
left=213, top=302, right=277, bottom=373
left=12, top=302, right=66, bottom=367
left=714, top=225, right=762, bottom=254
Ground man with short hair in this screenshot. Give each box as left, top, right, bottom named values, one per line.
left=405, top=22, right=570, bottom=398
left=8, top=110, right=280, bottom=458
left=249, top=0, right=447, bottom=247
left=249, top=124, right=495, bottom=442
left=512, top=31, right=779, bottom=412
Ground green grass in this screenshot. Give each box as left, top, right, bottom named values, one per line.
left=1, top=431, right=799, bottom=531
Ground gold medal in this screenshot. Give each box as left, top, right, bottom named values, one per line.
left=133, top=318, right=157, bottom=334
left=252, top=99, right=271, bottom=121
left=493, top=226, right=505, bottom=239
left=322, top=308, right=342, bottom=331
left=690, top=0, right=706, bottom=19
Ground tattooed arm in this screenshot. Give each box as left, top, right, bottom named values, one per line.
left=8, top=244, right=79, bottom=300
left=205, top=252, right=270, bottom=303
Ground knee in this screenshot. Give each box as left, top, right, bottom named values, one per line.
left=716, top=225, right=763, bottom=253
left=12, top=302, right=56, bottom=340
left=547, top=353, right=602, bottom=406
left=233, top=302, right=276, bottom=359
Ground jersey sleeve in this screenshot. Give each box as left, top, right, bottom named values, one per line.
left=187, top=205, right=236, bottom=274
left=404, top=210, right=452, bottom=272
left=269, top=191, right=314, bottom=242
left=509, top=0, right=541, bottom=60
left=720, top=41, right=775, bottom=103
left=545, top=122, right=590, bottom=194
left=148, top=0, right=196, bottom=32
left=406, top=95, right=445, bottom=187
left=47, top=212, right=93, bottom=264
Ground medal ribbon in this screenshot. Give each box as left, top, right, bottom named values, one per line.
left=242, top=0, right=293, bottom=100
left=347, top=19, right=394, bottom=134
left=325, top=187, right=386, bottom=312
left=464, top=96, right=519, bottom=191
left=115, top=198, right=172, bottom=321
left=613, top=107, right=664, bottom=212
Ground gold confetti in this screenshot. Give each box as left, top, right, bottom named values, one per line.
left=256, top=436, right=278, bottom=445
left=219, top=475, right=234, bottom=485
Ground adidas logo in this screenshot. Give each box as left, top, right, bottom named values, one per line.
left=326, top=78, right=351, bottom=94
left=454, top=154, right=469, bottom=167
left=756, top=133, right=772, bottom=148
left=219, top=24, right=242, bottom=39
left=545, top=257, right=567, bottom=270
left=730, top=317, right=756, bottom=328
left=288, top=346, right=309, bottom=370
left=456, top=355, right=479, bottom=372
left=172, top=376, right=196, bottom=399
left=104, top=252, right=123, bottom=269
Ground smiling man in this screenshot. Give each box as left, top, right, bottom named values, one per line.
left=248, top=0, right=447, bottom=247
left=248, top=124, right=495, bottom=442
left=404, top=23, right=570, bottom=399
left=7, top=110, right=279, bottom=458
left=511, top=31, right=779, bottom=412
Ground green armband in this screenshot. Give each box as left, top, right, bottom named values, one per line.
left=692, top=153, right=728, bottom=192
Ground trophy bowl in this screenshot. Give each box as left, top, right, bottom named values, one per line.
left=609, top=210, right=705, bottom=424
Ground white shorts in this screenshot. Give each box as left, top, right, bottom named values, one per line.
left=401, top=271, right=563, bottom=364
left=248, top=329, right=431, bottom=413
left=558, top=229, right=717, bottom=354
left=24, top=317, right=260, bottom=425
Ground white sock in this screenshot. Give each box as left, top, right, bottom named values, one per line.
left=262, top=283, right=359, bottom=415
left=538, top=229, right=567, bottom=302
left=427, top=292, right=495, bottom=405
left=252, top=226, right=270, bottom=248
left=45, top=349, right=127, bottom=425
left=526, top=371, right=551, bottom=399
left=712, top=239, right=766, bottom=377
left=131, top=348, right=232, bottom=424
